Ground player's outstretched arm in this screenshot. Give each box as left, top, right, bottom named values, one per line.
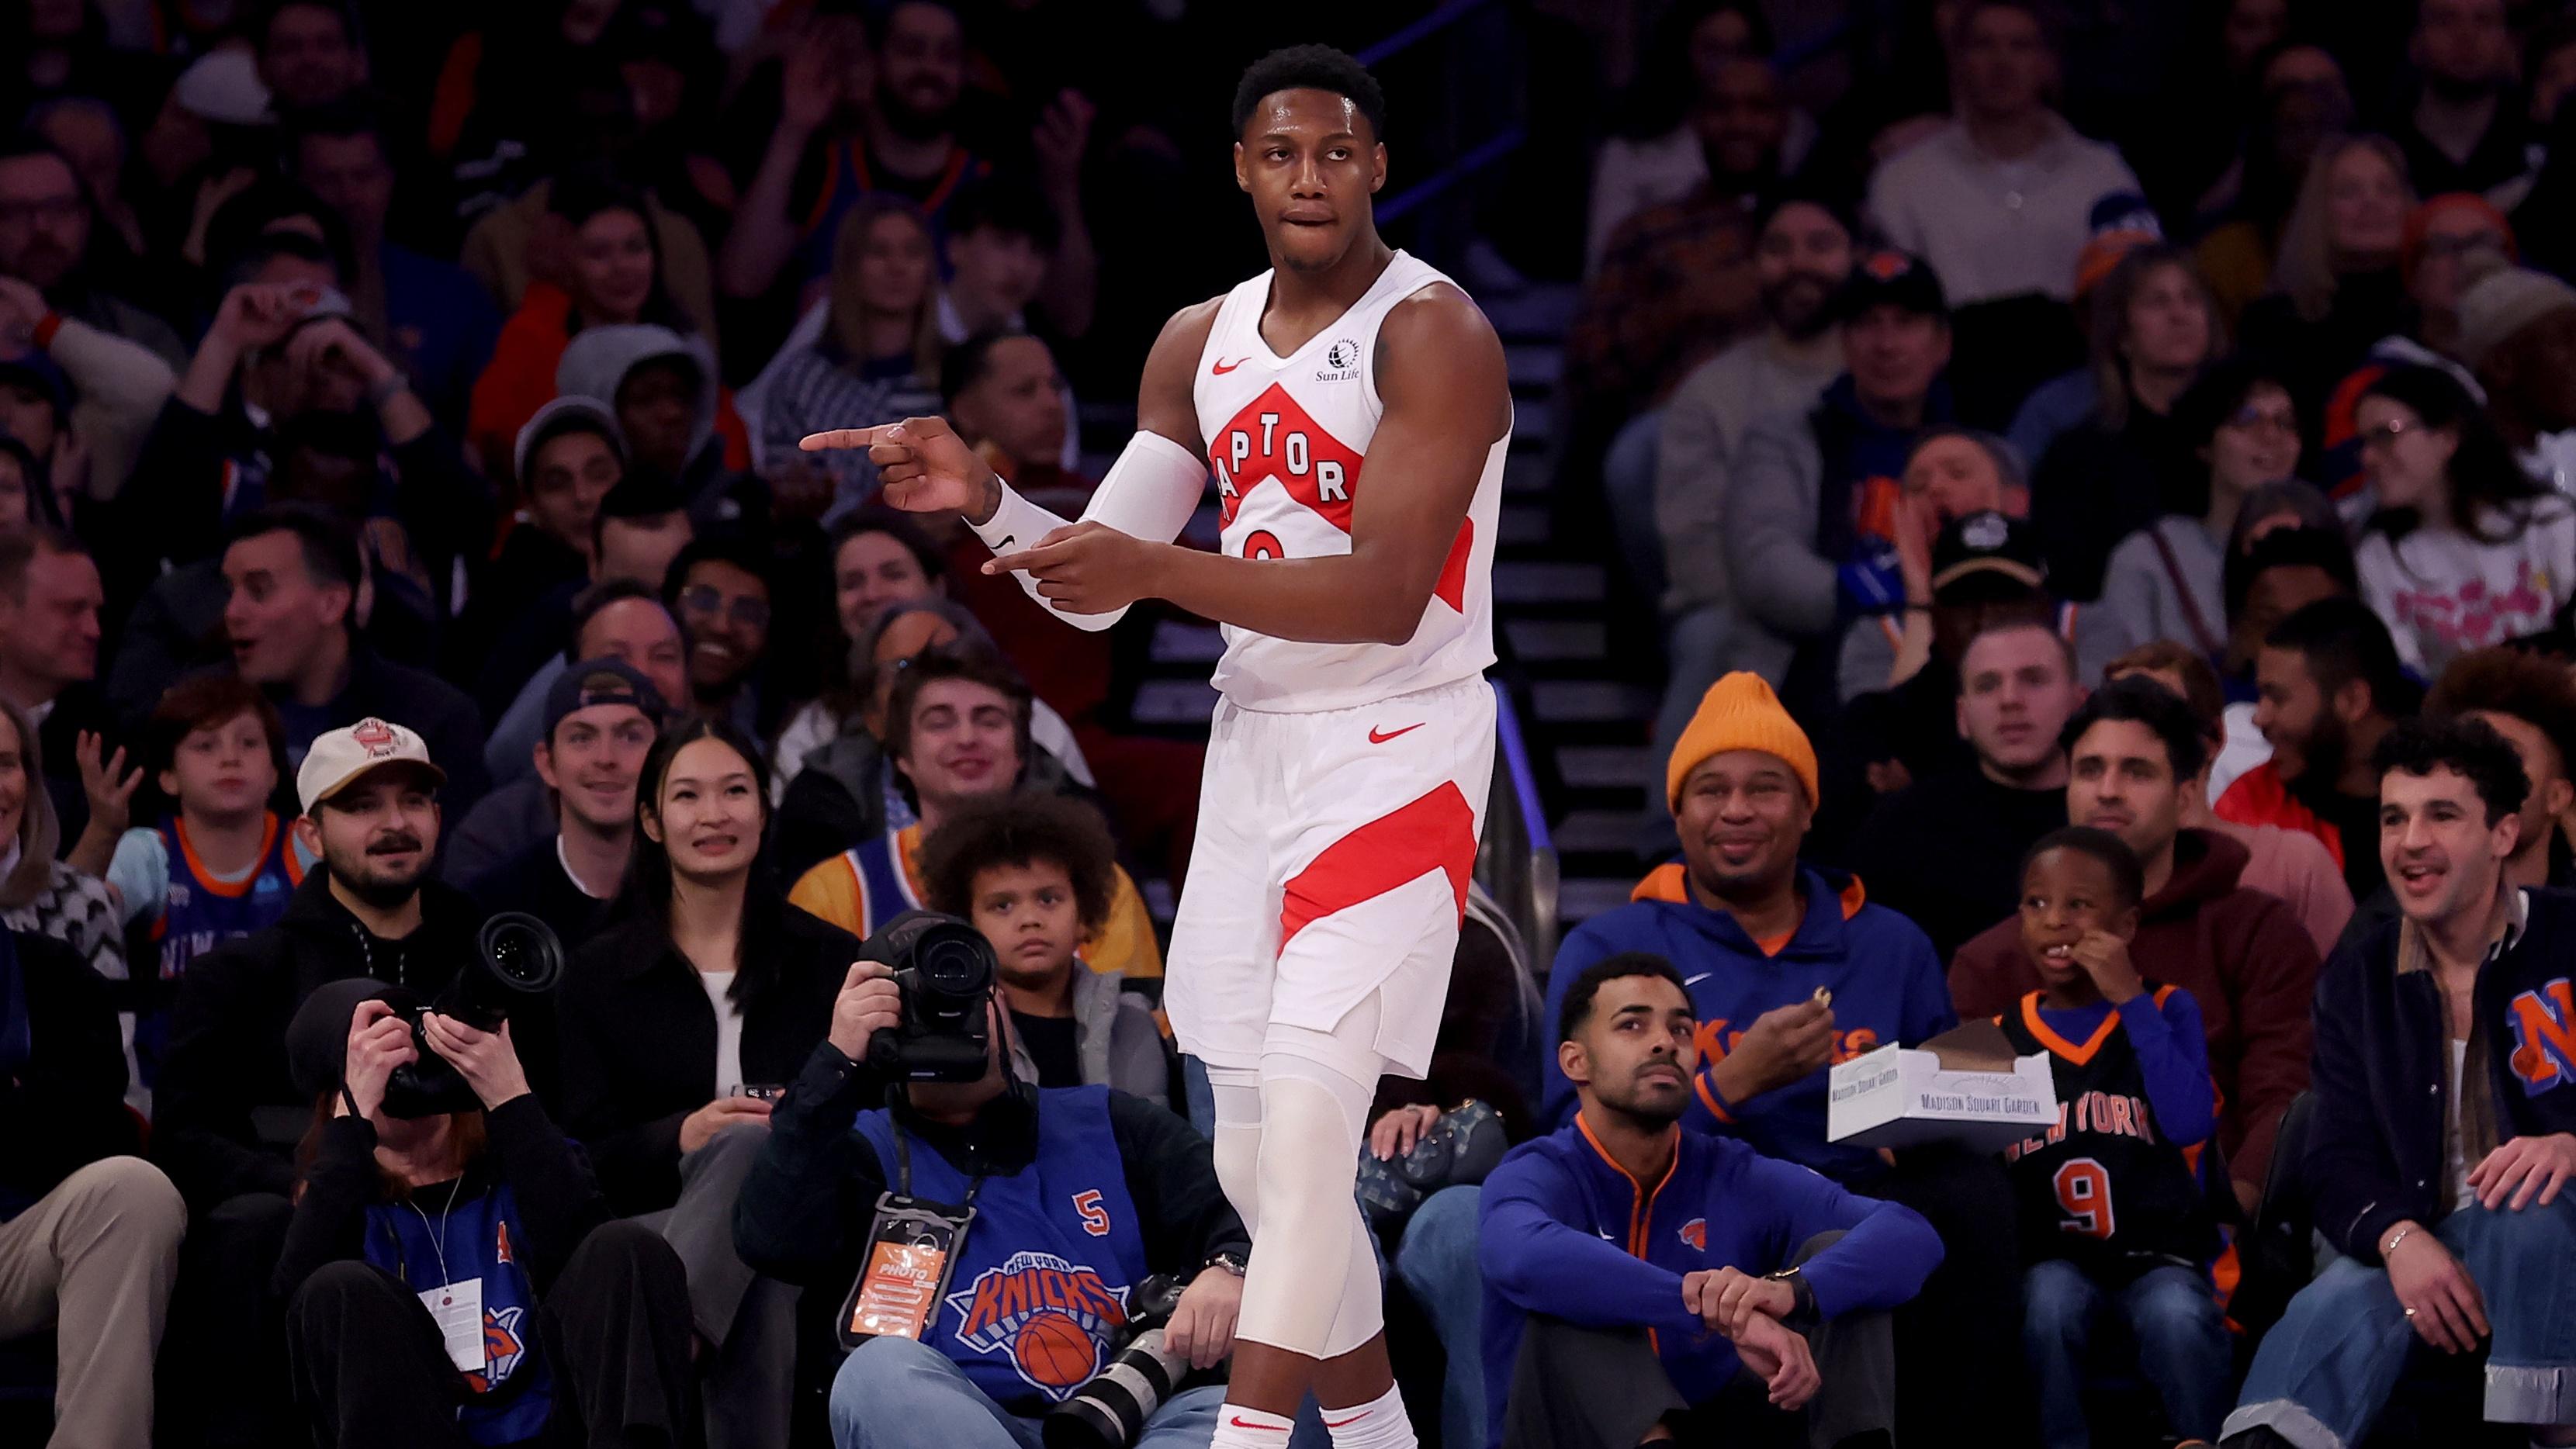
left=799, top=416, right=1002, bottom=521
left=985, top=284, right=1509, bottom=642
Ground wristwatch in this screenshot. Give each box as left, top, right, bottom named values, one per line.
left=1764, top=1265, right=1819, bottom=1323
left=1204, top=1250, right=1248, bottom=1278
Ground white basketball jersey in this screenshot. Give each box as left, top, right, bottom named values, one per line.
left=1190, top=250, right=1506, bottom=713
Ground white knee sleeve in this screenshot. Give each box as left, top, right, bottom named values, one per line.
left=1237, top=1051, right=1385, bottom=1360
left=1209, top=1072, right=1265, bottom=1236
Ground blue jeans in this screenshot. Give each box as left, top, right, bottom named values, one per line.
left=1395, top=1186, right=1485, bottom=1449
left=2227, top=1196, right=2576, bottom=1448
left=2021, top=1259, right=2229, bottom=1448
left=827, top=1333, right=1227, bottom=1449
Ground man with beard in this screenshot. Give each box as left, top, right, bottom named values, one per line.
left=0, top=138, right=185, bottom=369
left=1948, top=676, right=2320, bottom=1216
left=466, top=659, right=663, bottom=951
left=151, top=716, right=497, bottom=1447
left=2217, top=596, right=2408, bottom=904
left=662, top=531, right=773, bottom=738
left=1648, top=195, right=1854, bottom=807
left=1849, top=617, right=2087, bottom=960
left=1484, top=952, right=1940, bottom=1449
left=2394, top=0, right=2527, bottom=198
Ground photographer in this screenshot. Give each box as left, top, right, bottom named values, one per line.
left=733, top=942, right=1249, bottom=1449
left=275, top=977, right=695, bottom=1449
left=151, top=716, right=497, bottom=1447
left=555, top=716, right=858, bottom=1448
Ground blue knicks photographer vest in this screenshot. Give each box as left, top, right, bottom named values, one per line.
left=853, top=1086, right=1151, bottom=1409
left=363, top=1181, right=552, bottom=1445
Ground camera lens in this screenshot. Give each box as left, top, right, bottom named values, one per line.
left=477, top=912, right=564, bottom=994
left=915, top=928, right=992, bottom=995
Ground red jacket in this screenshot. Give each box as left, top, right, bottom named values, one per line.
left=1948, top=827, right=2320, bottom=1198
left=2214, top=760, right=2341, bottom=868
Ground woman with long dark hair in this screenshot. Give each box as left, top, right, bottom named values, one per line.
left=2349, top=365, right=2576, bottom=673
left=556, top=714, right=857, bottom=1447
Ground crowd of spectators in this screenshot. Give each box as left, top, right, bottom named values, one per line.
left=9, top=2, right=2576, bottom=1449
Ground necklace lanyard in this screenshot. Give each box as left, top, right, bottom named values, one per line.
left=890, top=1116, right=987, bottom=1213
left=404, top=1176, right=468, bottom=1289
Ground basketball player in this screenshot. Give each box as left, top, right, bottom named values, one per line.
left=803, top=43, right=1511, bottom=1449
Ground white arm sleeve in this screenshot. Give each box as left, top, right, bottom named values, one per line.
left=967, top=430, right=1210, bottom=632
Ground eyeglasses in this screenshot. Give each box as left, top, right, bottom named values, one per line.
left=2223, top=405, right=2300, bottom=435
left=680, top=586, right=770, bottom=629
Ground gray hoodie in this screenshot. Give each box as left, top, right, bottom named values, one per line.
left=1006, top=967, right=1170, bottom=1109
left=555, top=323, right=722, bottom=472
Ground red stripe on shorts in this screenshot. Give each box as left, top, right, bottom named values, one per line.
left=1277, top=782, right=1477, bottom=953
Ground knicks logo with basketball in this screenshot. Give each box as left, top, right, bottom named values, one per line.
left=2508, top=977, right=2576, bottom=1094
left=944, top=1251, right=1133, bottom=1401
left=462, top=1306, right=531, bottom=1395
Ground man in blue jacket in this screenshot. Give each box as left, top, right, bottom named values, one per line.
left=1481, top=952, right=1940, bottom=1449
left=2225, top=718, right=2576, bottom=1449
left=1542, top=671, right=2029, bottom=1439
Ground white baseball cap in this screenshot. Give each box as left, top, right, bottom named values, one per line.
left=297, top=717, right=446, bottom=814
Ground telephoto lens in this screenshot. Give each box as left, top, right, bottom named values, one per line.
left=1044, top=1276, right=1186, bottom=1449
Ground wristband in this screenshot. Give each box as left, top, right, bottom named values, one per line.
left=966, top=477, right=1067, bottom=558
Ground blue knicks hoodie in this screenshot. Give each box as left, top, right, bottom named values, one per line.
left=1542, top=862, right=1957, bottom=1183
left=1477, top=1118, right=1942, bottom=1448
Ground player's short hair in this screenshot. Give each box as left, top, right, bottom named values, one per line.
left=2022, top=825, right=2145, bottom=915
left=1556, top=953, right=1693, bottom=1045
left=918, top=791, right=1119, bottom=937
left=2373, top=715, right=2530, bottom=826
left=2105, top=641, right=2226, bottom=742
left=2425, top=646, right=2576, bottom=783
left=2060, top=674, right=2207, bottom=782
left=1232, top=44, right=1387, bottom=144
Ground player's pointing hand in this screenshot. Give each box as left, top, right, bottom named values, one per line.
left=799, top=415, right=993, bottom=518
left=985, top=522, right=1155, bottom=615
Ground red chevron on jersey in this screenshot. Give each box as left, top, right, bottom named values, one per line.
left=1209, top=382, right=1362, bottom=533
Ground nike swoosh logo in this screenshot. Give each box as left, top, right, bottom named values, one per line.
left=1368, top=723, right=1425, bottom=745
left=995, top=535, right=1015, bottom=551
left=1211, top=356, right=1248, bottom=375
left=1322, top=1412, right=1369, bottom=1429
left=1226, top=1416, right=1287, bottom=1431
left=1684, top=972, right=1713, bottom=986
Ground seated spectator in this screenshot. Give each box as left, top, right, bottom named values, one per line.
left=475, top=486, right=695, bottom=759
left=557, top=323, right=746, bottom=524
left=1951, top=676, right=2321, bottom=1213
left=750, top=199, right=941, bottom=501
left=2225, top=717, right=2576, bottom=1449
left=0, top=693, right=123, bottom=990
left=932, top=184, right=1085, bottom=449
left=1648, top=193, right=1853, bottom=797
left=275, top=980, right=697, bottom=1449
left=105, top=676, right=306, bottom=1095
left=556, top=717, right=856, bottom=1445
left=2213, top=514, right=2363, bottom=794
left=2000, top=827, right=2229, bottom=1449
left=2103, top=639, right=2356, bottom=954
left=1867, top=0, right=2141, bottom=313
left=255, top=0, right=367, bottom=116
left=2394, top=0, right=2524, bottom=199
left=1584, top=0, right=1816, bottom=274
left=464, top=580, right=691, bottom=878
left=466, top=659, right=663, bottom=952
left=0, top=270, right=175, bottom=503
left=2026, top=245, right=2226, bottom=601
left=448, top=396, right=626, bottom=683
left=1484, top=953, right=1941, bottom=1449
left=468, top=175, right=709, bottom=483
left=2000, top=194, right=2164, bottom=469
left=771, top=509, right=945, bottom=803
left=2238, top=133, right=2418, bottom=419
left=2193, top=45, right=2357, bottom=328
left=736, top=949, right=1244, bottom=1449
left=666, top=531, right=775, bottom=738
left=2217, top=595, right=2409, bottom=903
left=919, top=791, right=1169, bottom=1105
left=288, top=104, right=501, bottom=431
left=153, top=715, right=487, bottom=1445
left=2349, top=365, right=2576, bottom=674
left=216, top=504, right=490, bottom=813
left=1850, top=617, right=2089, bottom=961
left=0, top=880, right=185, bottom=1449
left=1562, top=53, right=1785, bottom=487
left=1723, top=249, right=1954, bottom=704
left=2395, top=192, right=2517, bottom=361
left=788, top=649, right=1156, bottom=981
left=2096, top=360, right=2303, bottom=669
left=2457, top=266, right=2576, bottom=492
left=0, top=137, right=185, bottom=368
left=0, top=527, right=109, bottom=844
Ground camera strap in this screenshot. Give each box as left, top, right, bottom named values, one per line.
left=836, top=1122, right=985, bottom=1350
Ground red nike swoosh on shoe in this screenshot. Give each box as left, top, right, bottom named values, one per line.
left=1227, top=1416, right=1289, bottom=1431
left=1368, top=723, right=1425, bottom=744
left=1211, top=356, right=1248, bottom=374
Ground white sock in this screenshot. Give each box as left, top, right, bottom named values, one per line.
left=1321, top=1384, right=1417, bottom=1449
left=1208, top=1402, right=1295, bottom=1448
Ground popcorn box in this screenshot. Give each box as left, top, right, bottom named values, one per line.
left=1826, top=1020, right=2058, bottom=1150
